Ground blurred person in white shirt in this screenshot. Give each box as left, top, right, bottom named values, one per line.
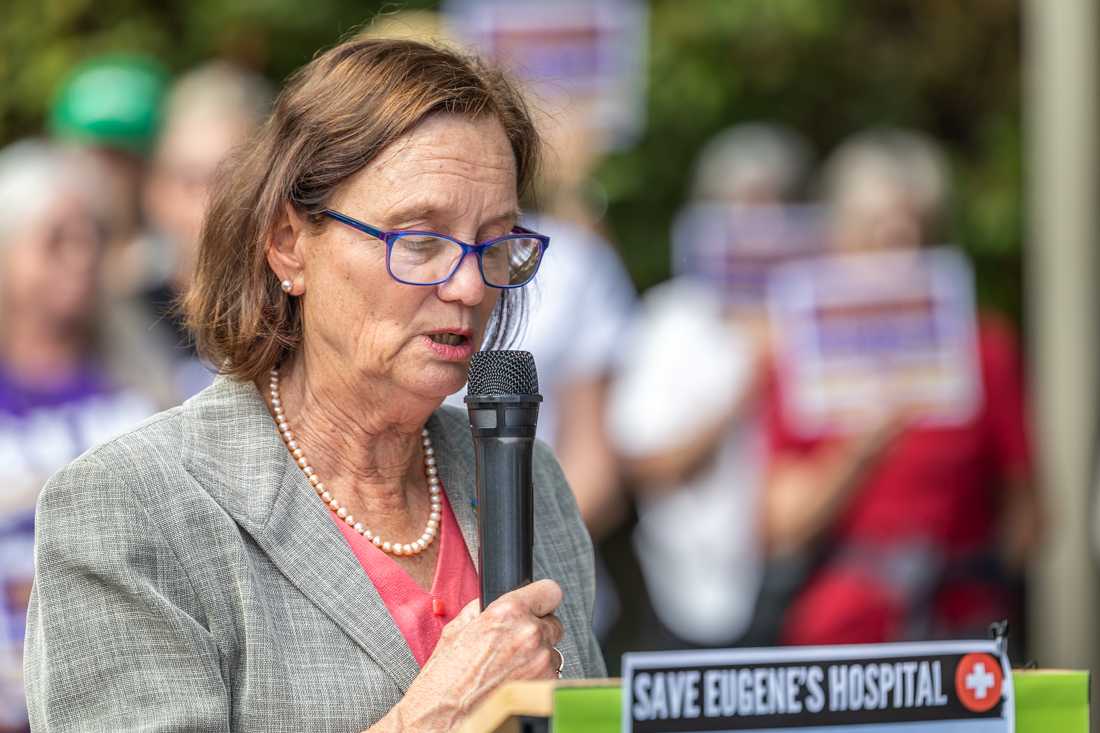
left=608, top=124, right=813, bottom=647
left=447, top=100, right=637, bottom=541
left=444, top=97, right=637, bottom=641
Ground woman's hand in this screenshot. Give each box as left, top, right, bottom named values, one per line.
left=377, top=579, right=565, bottom=732
left=764, top=409, right=909, bottom=558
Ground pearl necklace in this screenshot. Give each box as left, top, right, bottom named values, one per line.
left=268, top=368, right=442, bottom=557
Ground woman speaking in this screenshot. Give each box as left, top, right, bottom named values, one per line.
left=24, top=38, right=606, bottom=731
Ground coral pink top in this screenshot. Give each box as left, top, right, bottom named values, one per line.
left=332, top=488, right=479, bottom=666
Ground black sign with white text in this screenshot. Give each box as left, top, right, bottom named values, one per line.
left=622, top=641, right=1012, bottom=732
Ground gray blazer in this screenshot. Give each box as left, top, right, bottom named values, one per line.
left=25, top=376, right=606, bottom=732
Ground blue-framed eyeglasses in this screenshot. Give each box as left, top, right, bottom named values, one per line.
left=322, top=209, right=550, bottom=289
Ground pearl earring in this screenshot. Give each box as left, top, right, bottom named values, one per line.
left=280, top=279, right=293, bottom=293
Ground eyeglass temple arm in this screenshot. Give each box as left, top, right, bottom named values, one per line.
left=510, top=225, right=550, bottom=250
left=322, top=210, right=387, bottom=240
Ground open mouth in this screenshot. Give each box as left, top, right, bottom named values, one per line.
left=428, top=333, right=469, bottom=347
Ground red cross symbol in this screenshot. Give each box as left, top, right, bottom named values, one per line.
left=955, top=653, right=1003, bottom=713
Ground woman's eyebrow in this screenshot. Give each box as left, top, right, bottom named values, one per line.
left=380, top=202, right=438, bottom=228
left=381, top=202, right=522, bottom=231
left=482, top=207, right=523, bottom=229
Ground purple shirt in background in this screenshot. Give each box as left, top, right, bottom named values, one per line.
left=0, top=363, right=113, bottom=415
left=0, top=363, right=155, bottom=729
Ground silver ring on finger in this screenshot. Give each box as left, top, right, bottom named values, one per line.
left=552, top=646, right=565, bottom=679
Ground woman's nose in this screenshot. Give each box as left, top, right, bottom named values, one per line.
left=437, top=250, right=487, bottom=305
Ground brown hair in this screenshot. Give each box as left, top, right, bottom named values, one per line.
left=184, top=37, right=541, bottom=382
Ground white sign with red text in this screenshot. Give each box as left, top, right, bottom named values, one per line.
left=767, top=247, right=983, bottom=438
left=445, top=0, right=647, bottom=151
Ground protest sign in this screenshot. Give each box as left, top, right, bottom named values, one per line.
left=767, top=247, right=982, bottom=437
left=622, top=640, right=1013, bottom=732
left=672, top=203, right=825, bottom=307
left=444, top=0, right=647, bottom=151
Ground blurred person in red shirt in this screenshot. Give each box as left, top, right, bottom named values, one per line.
left=762, top=128, right=1042, bottom=646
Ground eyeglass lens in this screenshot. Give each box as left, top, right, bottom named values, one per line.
left=389, top=235, right=543, bottom=287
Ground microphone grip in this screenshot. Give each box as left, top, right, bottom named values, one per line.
left=473, top=436, right=535, bottom=609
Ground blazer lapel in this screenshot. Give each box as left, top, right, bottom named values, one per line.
left=182, top=377, right=419, bottom=692
left=258, top=462, right=421, bottom=691
left=429, top=410, right=480, bottom=570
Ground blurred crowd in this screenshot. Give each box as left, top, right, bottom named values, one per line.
left=0, top=10, right=1047, bottom=732
left=0, top=57, right=274, bottom=731
left=601, top=123, right=1039, bottom=663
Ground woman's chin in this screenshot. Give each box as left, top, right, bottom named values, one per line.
left=406, top=365, right=469, bottom=403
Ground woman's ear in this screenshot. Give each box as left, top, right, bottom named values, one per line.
left=266, top=202, right=308, bottom=295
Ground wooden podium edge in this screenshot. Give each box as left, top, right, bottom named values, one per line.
left=458, top=678, right=621, bottom=733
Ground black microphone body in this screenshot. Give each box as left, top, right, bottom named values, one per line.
left=465, top=351, right=542, bottom=609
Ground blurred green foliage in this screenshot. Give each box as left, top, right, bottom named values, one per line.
left=600, top=0, right=1022, bottom=318
left=0, top=0, right=1022, bottom=317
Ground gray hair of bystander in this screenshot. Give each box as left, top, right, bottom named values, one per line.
left=0, top=140, right=108, bottom=248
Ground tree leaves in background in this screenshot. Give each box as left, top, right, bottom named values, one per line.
left=0, top=0, right=1023, bottom=317
left=598, top=0, right=1021, bottom=319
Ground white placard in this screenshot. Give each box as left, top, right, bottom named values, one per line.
left=767, top=247, right=983, bottom=438
left=444, top=0, right=648, bottom=151
left=672, top=203, right=826, bottom=307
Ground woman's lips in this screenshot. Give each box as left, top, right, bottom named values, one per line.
left=422, top=332, right=474, bottom=361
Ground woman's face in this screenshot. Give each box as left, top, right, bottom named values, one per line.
left=830, top=176, right=923, bottom=254
left=292, top=113, right=515, bottom=402
left=1, top=193, right=105, bottom=331
left=145, top=113, right=254, bottom=286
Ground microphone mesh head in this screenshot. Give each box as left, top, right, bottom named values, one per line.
left=467, top=350, right=540, bottom=396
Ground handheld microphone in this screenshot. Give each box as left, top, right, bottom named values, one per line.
left=465, top=350, right=542, bottom=609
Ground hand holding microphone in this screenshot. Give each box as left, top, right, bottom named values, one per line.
left=391, top=353, right=563, bottom=730
left=395, top=579, right=564, bottom=731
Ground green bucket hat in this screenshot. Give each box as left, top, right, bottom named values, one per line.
left=50, top=55, right=169, bottom=156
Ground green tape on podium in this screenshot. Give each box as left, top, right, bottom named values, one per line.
left=1014, top=669, right=1090, bottom=733
left=550, top=671, right=1090, bottom=732
left=553, top=684, right=621, bottom=733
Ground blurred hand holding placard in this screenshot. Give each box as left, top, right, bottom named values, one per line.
left=621, top=640, right=1013, bottom=732
left=767, top=247, right=982, bottom=438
